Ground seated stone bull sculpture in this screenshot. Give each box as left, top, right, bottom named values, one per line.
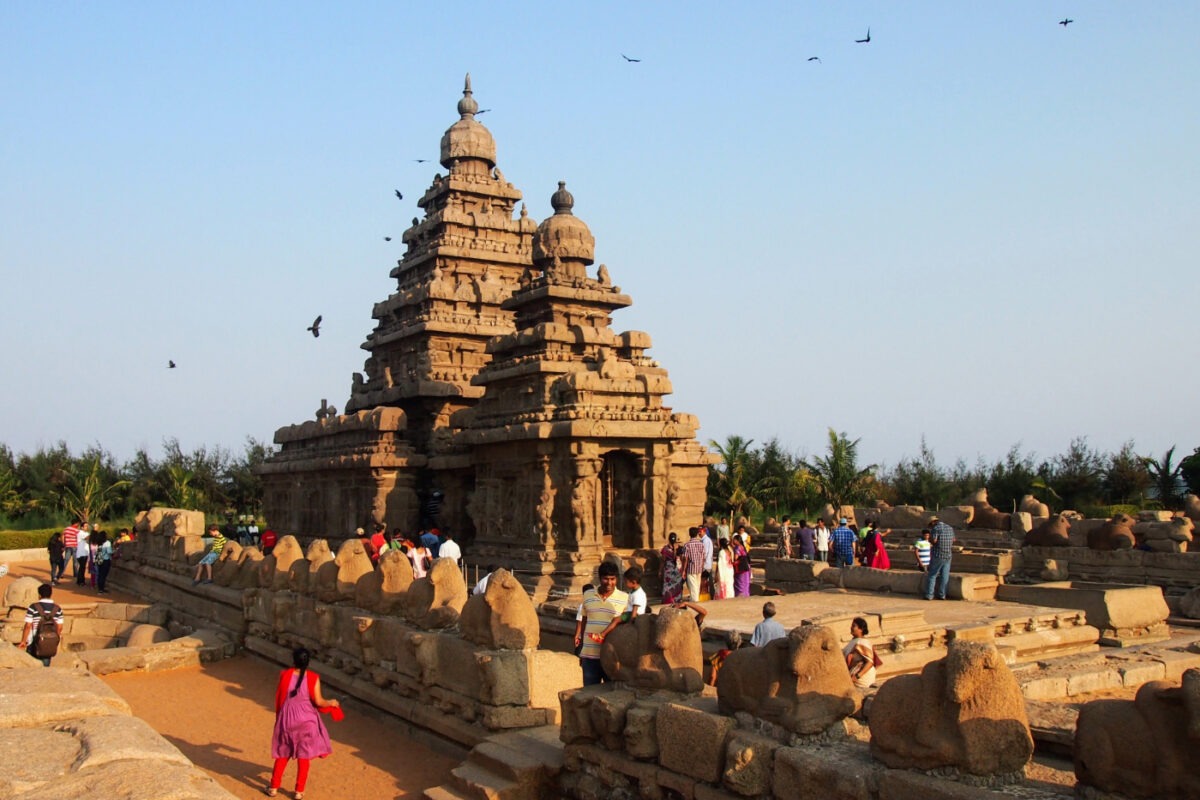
left=1088, top=513, right=1137, bottom=551
left=403, top=557, right=468, bottom=629
left=1025, top=513, right=1073, bottom=547
left=968, top=488, right=1012, bottom=530
left=716, top=624, right=859, bottom=735
left=459, top=568, right=540, bottom=650
left=599, top=605, right=704, bottom=694
left=869, top=640, right=1032, bottom=775
left=1075, top=668, right=1200, bottom=798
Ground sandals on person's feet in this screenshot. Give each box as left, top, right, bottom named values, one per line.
left=263, top=788, right=277, bottom=797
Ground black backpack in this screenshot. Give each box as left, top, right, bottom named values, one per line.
left=31, top=603, right=61, bottom=658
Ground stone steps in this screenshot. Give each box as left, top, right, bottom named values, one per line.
left=423, top=725, right=563, bottom=800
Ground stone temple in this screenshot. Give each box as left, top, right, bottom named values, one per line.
left=258, top=75, right=715, bottom=596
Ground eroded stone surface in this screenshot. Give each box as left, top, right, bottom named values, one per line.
left=869, top=640, right=1033, bottom=775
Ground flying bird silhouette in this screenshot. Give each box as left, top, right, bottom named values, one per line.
left=307, top=315, right=322, bottom=338
left=807, top=56, right=821, bottom=63
left=855, top=27, right=871, bottom=43
left=1059, top=18, right=1073, bottom=26
left=413, top=159, right=429, bottom=163
left=476, top=108, right=491, bottom=114
left=621, top=54, right=641, bottom=63
left=383, top=236, right=392, bottom=241
left=394, top=189, right=403, bottom=200
left=168, top=360, right=176, bottom=369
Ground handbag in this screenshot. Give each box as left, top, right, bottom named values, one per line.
left=735, top=552, right=752, bottom=574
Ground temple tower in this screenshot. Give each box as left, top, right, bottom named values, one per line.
left=457, top=183, right=714, bottom=598
left=345, top=74, right=536, bottom=456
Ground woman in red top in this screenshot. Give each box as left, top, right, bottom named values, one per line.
left=267, top=648, right=341, bottom=798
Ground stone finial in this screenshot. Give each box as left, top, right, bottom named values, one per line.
left=458, top=73, right=478, bottom=117
left=550, top=181, right=574, bottom=215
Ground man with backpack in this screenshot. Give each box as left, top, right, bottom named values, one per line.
left=20, top=583, right=64, bottom=667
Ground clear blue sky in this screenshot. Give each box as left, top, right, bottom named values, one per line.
left=2, top=2, right=1196, bottom=470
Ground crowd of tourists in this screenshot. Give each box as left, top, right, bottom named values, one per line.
left=45, top=519, right=132, bottom=595
left=574, top=560, right=884, bottom=690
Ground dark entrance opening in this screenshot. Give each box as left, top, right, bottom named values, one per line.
left=600, top=450, right=641, bottom=549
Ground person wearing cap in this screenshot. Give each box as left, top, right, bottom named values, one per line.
left=831, top=517, right=856, bottom=568
left=922, top=517, right=956, bottom=600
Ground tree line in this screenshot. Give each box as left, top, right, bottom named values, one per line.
left=0, top=438, right=270, bottom=528
left=706, top=430, right=1200, bottom=522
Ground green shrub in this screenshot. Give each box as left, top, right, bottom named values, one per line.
left=0, top=529, right=56, bottom=550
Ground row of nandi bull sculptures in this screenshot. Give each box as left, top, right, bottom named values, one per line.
left=121, top=510, right=572, bottom=734
left=572, top=606, right=1035, bottom=778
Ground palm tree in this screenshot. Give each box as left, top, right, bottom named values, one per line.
left=803, top=429, right=877, bottom=511
left=707, top=435, right=765, bottom=522
left=1143, top=446, right=1185, bottom=509
left=57, top=456, right=130, bottom=523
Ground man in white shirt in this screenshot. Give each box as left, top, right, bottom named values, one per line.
left=438, top=529, right=462, bottom=565
left=74, top=524, right=91, bottom=587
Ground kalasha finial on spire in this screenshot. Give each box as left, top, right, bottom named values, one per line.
left=550, top=181, right=575, bottom=215
left=458, top=73, right=479, bottom=117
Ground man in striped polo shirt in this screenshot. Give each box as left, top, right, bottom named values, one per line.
left=61, top=520, right=81, bottom=580
left=574, top=562, right=627, bottom=685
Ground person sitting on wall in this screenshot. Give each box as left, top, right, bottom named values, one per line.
left=193, top=524, right=226, bottom=585
left=356, top=528, right=379, bottom=566
left=708, top=629, right=741, bottom=686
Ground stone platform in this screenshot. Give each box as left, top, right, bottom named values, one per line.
left=539, top=588, right=1103, bottom=681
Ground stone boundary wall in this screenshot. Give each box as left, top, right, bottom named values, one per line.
left=1018, top=545, right=1200, bottom=590
left=0, top=651, right=237, bottom=799
left=109, top=559, right=579, bottom=753
left=557, top=685, right=1061, bottom=800
left=765, top=558, right=1001, bottom=601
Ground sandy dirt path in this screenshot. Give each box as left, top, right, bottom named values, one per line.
left=102, top=656, right=460, bottom=799
left=2, top=559, right=459, bottom=798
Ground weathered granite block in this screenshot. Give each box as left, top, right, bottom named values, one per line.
left=561, top=688, right=598, bottom=743
left=773, top=744, right=881, bottom=800
left=656, top=698, right=733, bottom=784
left=477, top=649, right=532, bottom=706
left=589, top=688, right=635, bottom=751
left=623, top=701, right=660, bottom=760
left=418, top=633, right=483, bottom=697
left=722, top=731, right=780, bottom=797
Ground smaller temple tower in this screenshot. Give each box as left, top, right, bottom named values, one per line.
left=458, top=182, right=715, bottom=598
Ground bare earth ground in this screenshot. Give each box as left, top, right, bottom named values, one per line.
left=2, top=559, right=458, bottom=799
left=102, top=656, right=459, bottom=799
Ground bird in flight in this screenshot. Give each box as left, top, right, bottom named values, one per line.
left=476, top=108, right=491, bottom=114
left=1059, top=18, right=1073, bottom=26
left=394, top=189, right=403, bottom=200
left=855, top=27, right=871, bottom=43
left=807, top=56, right=821, bottom=63
left=413, top=158, right=429, bottom=163
left=168, top=360, right=176, bottom=369
left=307, top=315, right=322, bottom=338
left=383, top=236, right=392, bottom=241
left=621, top=54, right=641, bottom=63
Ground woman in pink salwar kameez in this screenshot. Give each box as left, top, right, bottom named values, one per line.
left=267, top=648, right=341, bottom=798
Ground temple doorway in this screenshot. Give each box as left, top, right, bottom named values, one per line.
left=600, top=450, right=641, bottom=549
